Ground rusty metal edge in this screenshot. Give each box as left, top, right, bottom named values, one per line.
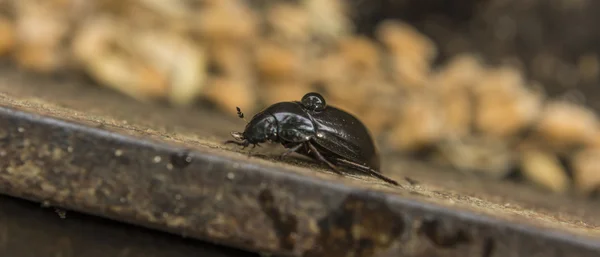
left=1, top=105, right=599, bottom=257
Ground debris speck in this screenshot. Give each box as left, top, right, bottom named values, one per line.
left=227, top=172, right=235, bottom=180
left=41, top=200, right=51, bottom=207
left=55, top=208, right=67, bottom=219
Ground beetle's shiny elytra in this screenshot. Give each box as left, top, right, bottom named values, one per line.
left=225, top=92, right=399, bottom=186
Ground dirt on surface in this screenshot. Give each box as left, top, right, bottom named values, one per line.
left=1, top=64, right=600, bottom=241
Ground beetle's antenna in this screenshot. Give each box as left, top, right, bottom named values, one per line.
left=236, top=107, right=248, bottom=122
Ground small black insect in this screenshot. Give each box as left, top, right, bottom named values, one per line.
left=225, top=92, right=399, bottom=186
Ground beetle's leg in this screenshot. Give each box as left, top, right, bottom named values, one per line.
left=224, top=140, right=244, bottom=146
left=244, top=143, right=258, bottom=157
left=224, top=140, right=250, bottom=149
left=306, top=142, right=343, bottom=175
left=278, top=143, right=303, bottom=160
left=335, top=158, right=399, bottom=186
left=243, top=141, right=253, bottom=150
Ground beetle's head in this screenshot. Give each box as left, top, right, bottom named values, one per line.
left=233, top=112, right=278, bottom=145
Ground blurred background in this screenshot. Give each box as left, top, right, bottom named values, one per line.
left=1, top=0, right=600, bottom=198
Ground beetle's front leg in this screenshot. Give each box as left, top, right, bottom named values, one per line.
left=224, top=139, right=250, bottom=149
left=278, top=143, right=304, bottom=160
left=245, top=143, right=263, bottom=157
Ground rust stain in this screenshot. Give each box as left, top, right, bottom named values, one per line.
left=304, top=192, right=406, bottom=257
left=258, top=188, right=299, bottom=251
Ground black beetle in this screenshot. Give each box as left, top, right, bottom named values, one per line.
left=225, top=92, right=399, bottom=186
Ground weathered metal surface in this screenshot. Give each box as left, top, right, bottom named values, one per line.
left=1, top=92, right=600, bottom=257
left=0, top=194, right=258, bottom=257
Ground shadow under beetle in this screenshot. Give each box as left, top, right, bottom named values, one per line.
left=225, top=92, right=399, bottom=186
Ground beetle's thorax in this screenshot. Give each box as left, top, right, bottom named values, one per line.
left=261, top=102, right=316, bottom=143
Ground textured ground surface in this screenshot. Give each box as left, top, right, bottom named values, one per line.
left=1, top=65, right=600, bottom=256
